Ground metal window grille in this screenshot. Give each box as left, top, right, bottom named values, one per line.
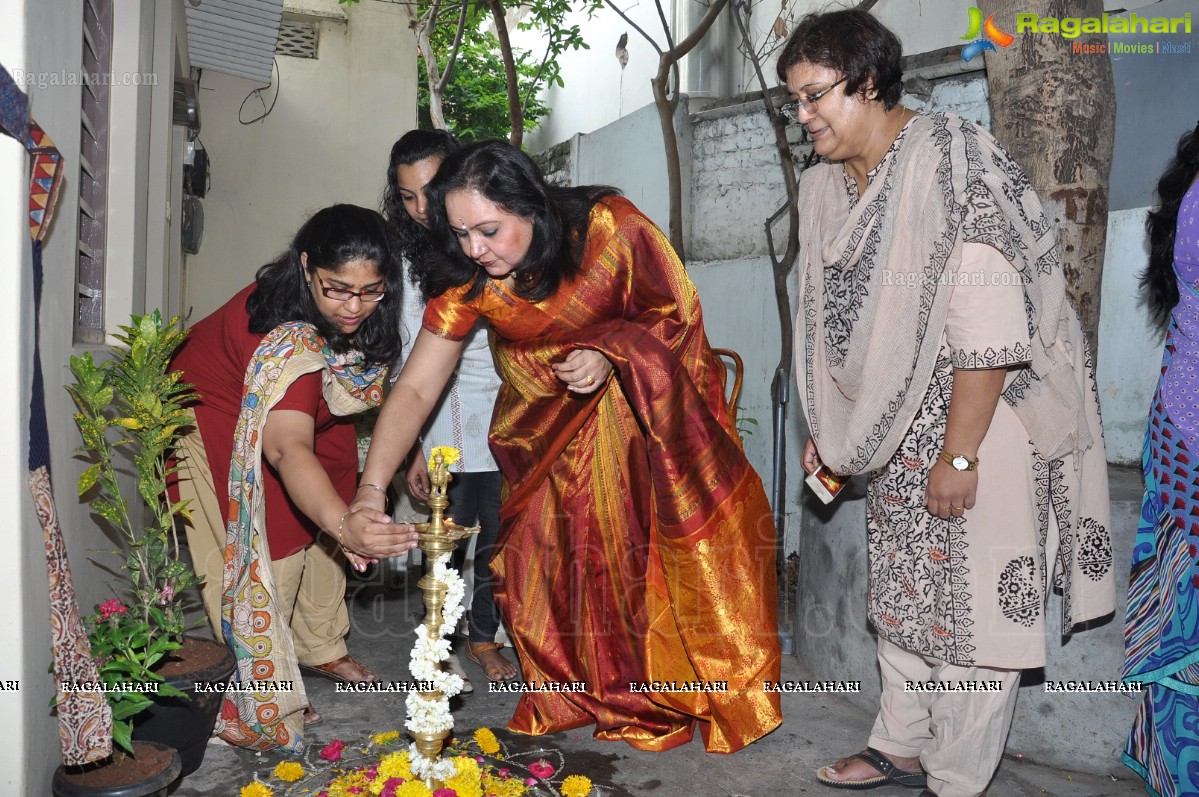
left=275, top=17, right=318, bottom=59
left=76, top=0, right=112, bottom=344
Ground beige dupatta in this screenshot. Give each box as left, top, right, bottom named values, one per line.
left=796, top=112, right=1113, bottom=630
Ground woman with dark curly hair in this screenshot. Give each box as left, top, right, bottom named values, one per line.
left=781, top=9, right=1113, bottom=796
left=353, top=140, right=782, bottom=753
left=172, top=204, right=417, bottom=751
left=1123, top=121, right=1199, bottom=797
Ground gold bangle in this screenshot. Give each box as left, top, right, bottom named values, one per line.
left=336, top=511, right=350, bottom=547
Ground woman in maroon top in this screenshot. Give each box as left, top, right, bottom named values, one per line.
left=172, top=204, right=417, bottom=727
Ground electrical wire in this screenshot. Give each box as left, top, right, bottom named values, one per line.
left=239, top=58, right=280, bottom=125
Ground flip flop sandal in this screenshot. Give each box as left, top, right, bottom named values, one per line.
left=815, top=747, right=927, bottom=790
left=299, top=655, right=378, bottom=685
left=466, top=641, right=518, bottom=682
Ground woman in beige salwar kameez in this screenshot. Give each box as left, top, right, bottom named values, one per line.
left=779, top=10, right=1116, bottom=797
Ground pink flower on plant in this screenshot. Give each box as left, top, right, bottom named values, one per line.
left=158, top=584, right=175, bottom=606
left=528, top=759, right=555, bottom=779
left=98, top=598, right=127, bottom=619
left=319, top=739, right=345, bottom=761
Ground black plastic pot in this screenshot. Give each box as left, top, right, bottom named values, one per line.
left=52, top=741, right=181, bottom=797
left=131, top=636, right=236, bottom=778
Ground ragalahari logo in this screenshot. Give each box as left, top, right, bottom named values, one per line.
left=961, top=7, right=1015, bottom=62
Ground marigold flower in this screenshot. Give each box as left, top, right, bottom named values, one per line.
left=394, top=781, right=435, bottom=797
left=372, top=730, right=400, bottom=746
left=428, top=445, right=461, bottom=470
left=472, top=727, right=500, bottom=755
left=239, top=783, right=273, bottom=797
left=273, top=761, right=305, bottom=782
left=560, top=774, right=593, bottom=797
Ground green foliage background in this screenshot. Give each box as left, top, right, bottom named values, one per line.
left=418, top=19, right=551, bottom=140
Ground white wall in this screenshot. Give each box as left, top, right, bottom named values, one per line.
left=3, top=1, right=190, bottom=791
left=183, top=0, right=416, bottom=321
left=0, top=6, right=43, bottom=789
left=518, top=0, right=981, bottom=152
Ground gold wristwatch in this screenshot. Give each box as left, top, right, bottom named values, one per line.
left=939, top=450, right=979, bottom=472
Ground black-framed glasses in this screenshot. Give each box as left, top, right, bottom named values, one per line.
left=315, top=275, right=386, bottom=303
left=780, top=76, right=849, bottom=122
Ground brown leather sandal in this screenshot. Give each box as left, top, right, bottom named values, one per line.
left=299, top=655, right=379, bottom=684
left=303, top=704, right=323, bottom=728
left=465, top=641, right=518, bottom=682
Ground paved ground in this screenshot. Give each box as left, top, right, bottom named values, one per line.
left=172, top=564, right=1150, bottom=797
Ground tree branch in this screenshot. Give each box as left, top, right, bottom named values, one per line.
left=486, top=0, right=524, bottom=146
left=605, top=1, right=665, bottom=55
left=436, top=0, right=470, bottom=94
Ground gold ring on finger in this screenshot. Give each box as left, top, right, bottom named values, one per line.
left=587, top=375, right=595, bottom=385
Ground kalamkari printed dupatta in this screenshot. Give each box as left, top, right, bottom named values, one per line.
left=213, top=322, right=385, bottom=752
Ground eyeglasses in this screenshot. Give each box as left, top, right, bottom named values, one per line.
left=315, top=275, right=386, bottom=303
left=780, top=76, right=849, bottom=122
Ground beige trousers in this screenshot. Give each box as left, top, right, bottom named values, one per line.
left=175, top=414, right=348, bottom=666
left=869, top=638, right=1021, bottom=797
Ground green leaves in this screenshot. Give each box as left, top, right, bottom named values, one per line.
left=66, top=312, right=201, bottom=747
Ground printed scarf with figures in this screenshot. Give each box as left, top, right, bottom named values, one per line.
left=213, top=322, right=386, bottom=752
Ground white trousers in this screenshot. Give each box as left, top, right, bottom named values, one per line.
left=868, top=638, right=1022, bottom=797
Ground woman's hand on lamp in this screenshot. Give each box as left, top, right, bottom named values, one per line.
left=553, top=348, right=613, bottom=394
left=338, top=508, right=419, bottom=559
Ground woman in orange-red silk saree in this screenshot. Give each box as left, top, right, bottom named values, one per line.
left=423, top=193, right=782, bottom=753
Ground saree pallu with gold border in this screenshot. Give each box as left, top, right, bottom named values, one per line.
left=426, top=197, right=781, bottom=753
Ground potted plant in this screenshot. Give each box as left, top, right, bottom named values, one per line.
left=56, top=312, right=235, bottom=791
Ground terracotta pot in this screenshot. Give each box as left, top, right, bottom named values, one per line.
left=132, top=635, right=236, bottom=777
left=52, top=740, right=181, bottom=797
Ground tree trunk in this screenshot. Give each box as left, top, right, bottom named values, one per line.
left=417, top=18, right=448, bottom=130
left=980, top=0, right=1115, bottom=357
left=487, top=0, right=524, bottom=148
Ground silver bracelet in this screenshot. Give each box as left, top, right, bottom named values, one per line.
left=358, top=482, right=388, bottom=499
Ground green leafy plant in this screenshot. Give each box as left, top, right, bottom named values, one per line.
left=64, top=311, right=200, bottom=753
left=417, top=21, right=551, bottom=140
left=737, top=410, right=758, bottom=442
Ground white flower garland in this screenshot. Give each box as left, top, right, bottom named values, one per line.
left=406, top=551, right=468, bottom=783
left=408, top=741, right=458, bottom=781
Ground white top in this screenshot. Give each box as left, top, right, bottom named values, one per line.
left=398, top=258, right=501, bottom=472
